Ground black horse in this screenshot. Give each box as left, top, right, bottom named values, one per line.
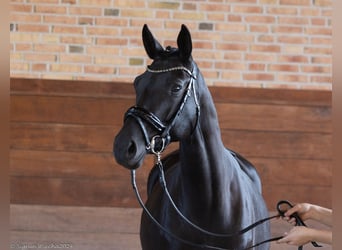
left=114, top=24, right=270, bottom=250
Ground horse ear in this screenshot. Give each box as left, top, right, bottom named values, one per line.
left=142, top=24, right=164, bottom=59
left=177, top=24, right=192, bottom=61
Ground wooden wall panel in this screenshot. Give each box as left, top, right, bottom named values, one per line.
left=10, top=78, right=332, bottom=209
left=10, top=150, right=331, bottom=187
left=10, top=177, right=141, bottom=207
left=10, top=177, right=332, bottom=209
left=10, top=96, right=132, bottom=126
left=222, top=131, right=331, bottom=160
left=216, top=103, right=331, bottom=133
left=11, top=95, right=331, bottom=133
left=10, top=123, right=331, bottom=159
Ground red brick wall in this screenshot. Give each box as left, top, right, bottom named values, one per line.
left=10, top=0, right=332, bottom=90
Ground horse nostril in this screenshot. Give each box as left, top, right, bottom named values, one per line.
left=128, top=141, right=137, bottom=156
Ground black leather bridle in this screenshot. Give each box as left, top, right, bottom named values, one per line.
left=124, top=65, right=322, bottom=250
left=124, top=64, right=200, bottom=155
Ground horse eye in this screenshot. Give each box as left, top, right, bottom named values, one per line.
left=172, top=84, right=182, bottom=93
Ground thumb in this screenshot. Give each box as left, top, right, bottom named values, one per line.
left=277, top=233, right=288, bottom=243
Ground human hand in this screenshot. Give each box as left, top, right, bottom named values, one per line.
left=282, top=203, right=313, bottom=225
left=277, top=226, right=314, bottom=246
left=277, top=226, right=332, bottom=246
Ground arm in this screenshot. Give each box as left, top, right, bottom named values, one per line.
left=308, top=204, right=332, bottom=226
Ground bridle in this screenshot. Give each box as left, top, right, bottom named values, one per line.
left=124, top=64, right=322, bottom=249
left=124, top=64, right=200, bottom=155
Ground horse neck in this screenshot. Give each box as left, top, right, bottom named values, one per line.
left=178, top=79, right=234, bottom=210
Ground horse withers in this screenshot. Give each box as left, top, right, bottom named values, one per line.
left=113, top=24, right=271, bottom=250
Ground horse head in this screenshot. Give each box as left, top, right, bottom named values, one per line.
left=114, top=24, right=201, bottom=169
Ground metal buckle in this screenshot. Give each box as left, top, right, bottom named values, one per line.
left=150, top=135, right=166, bottom=155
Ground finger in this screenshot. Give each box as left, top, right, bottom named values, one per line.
left=284, top=208, right=296, bottom=217
left=284, top=205, right=300, bottom=217
left=277, top=238, right=286, bottom=244
left=282, top=216, right=290, bottom=221
left=277, top=234, right=288, bottom=244
left=289, top=218, right=297, bottom=224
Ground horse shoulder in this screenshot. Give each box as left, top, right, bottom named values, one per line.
left=226, top=148, right=262, bottom=193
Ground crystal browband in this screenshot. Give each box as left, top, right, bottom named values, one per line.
left=146, top=65, right=193, bottom=77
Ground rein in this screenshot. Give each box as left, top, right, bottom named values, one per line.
left=131, top=150, right=322, bottom=250
left=131, top=153, right=281, bottom=250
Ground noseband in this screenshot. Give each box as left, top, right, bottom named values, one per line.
left=124, top=65, right=200, bottom=154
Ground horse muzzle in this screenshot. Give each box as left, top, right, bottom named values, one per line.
left=113, top=123, right=147, bottom=170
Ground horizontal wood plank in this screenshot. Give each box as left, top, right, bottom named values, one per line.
left=10, top=150, right=332, bottom=187
left=10, top=95, right=132, bottom=126
left=10, top=176, right=331, bottom=209
left=222, top=130, right=332, bottom=160
left=9, top=150, right=156, bottom=180
left=10, top=78, right=331, bottom=107
left=11, top=95, right=331, bottom=133
left=252, top=158, right=332, bottom=187
left=10, top=78, right=136, bottom=99
left=10, top=150, right=144, bottom=179
left=10, top=123, right=117, bottom=152
left=10, top=123, right=331, bottom=159
left=10, top=176, right=145, bottom=207
left=263, top=184, right=332, bottom=209
left=216, top=103, right=331, bottom=133
left=209, top=86, right=331, bottom=107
